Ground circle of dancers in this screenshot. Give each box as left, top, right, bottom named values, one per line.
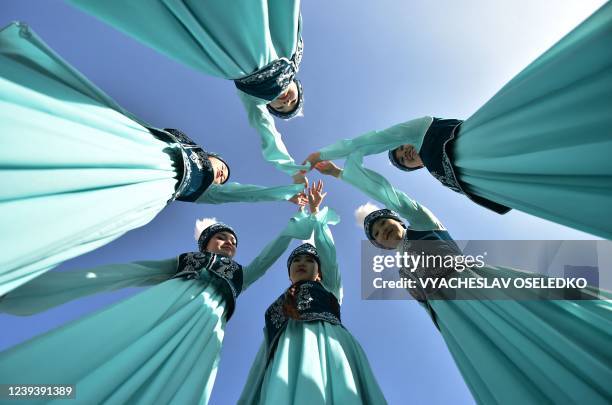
left=1, top=1, right=611, bottom=404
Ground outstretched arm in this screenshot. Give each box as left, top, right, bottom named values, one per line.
left=197, top=182, right=306, bottom=205
left=305, top=116, right=434, bottom=165
left=0, top=258, right=178, bottom=316
left=303, top=181, right=342, bottom=302
left=312, top=207, right=342, bottom=303
left=242, top=210, right=315, bottom=289
left=238, top=91, right=310, bottom=176
left=316, top=154, right=445, bottom=231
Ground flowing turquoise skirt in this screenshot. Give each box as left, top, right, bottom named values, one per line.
left=428, top=266, right=612, bottom=404
left=454, top=2, right=612, bottom=238
left=0, top=23, right=177, bottom=295
left=239, top=321, right=387, bottom=404
left=0, top=269, right=227, bottom=405
left=67, top=0, right=308, bottom=176
left=67, top=0, right=300, bottom=79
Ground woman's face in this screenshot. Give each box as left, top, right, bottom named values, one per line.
left=268, top=81, right=299, bottom=114
left=289, top=254, right=320, bottom=284
left=208, top=156, right=229, bottom=184
left=371, top=218, right=405, bottom=249
left=393, top=144, right=423, bottom=169
left=205, top=231, right=236, bottom=257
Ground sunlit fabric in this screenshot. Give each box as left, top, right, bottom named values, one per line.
left=342, top=148, right=612, bottom=403
left=454, top=1, right=612, bottom=238
left=0, top=211, right=317, bottom=404
left=0, top=23, right=304, bottom=295
left=67, top=0, right=309, bottom=175
left=239, top=209, right=387, bottom=404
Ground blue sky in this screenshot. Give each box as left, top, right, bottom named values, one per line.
left=0, top=1, right=606, bottom=403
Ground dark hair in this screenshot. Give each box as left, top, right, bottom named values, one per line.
left=197, top=223, right=237, bottom=253
left=207, top=153, right=231, bottom=184
left=388, top=148, right=423, bottom=172
left=267, top=79, right=304, bottom=120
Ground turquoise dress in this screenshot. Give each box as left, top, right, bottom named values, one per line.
left=0, top=22, right=303, bottom=296
left=341, top=151, right=612, bottom=404
left=67, top=0, right=309, bottom=176
left=0, top=212, right=316, bottom=405
left=321, top=1, right=612, bottom=239
left=238, top=208, right=387, bottom=404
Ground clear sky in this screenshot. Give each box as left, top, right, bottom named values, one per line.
left=0, top=1, right=606, bottom=404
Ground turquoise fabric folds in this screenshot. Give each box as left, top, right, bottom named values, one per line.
left=0, top=273, right=227, bottom=405
left=0, top=212, right=316, bottom=404
left=315, top=2, right=612, bottom=238
left=67, top=0, right=309, bottom=175
left=431, top=281, right=612, bottom=404
left=0, top=22, right=304, bottom=296
left=454, top=1, right=612, bottom=238
left=341, top=154, right=612, bottom=403
left=0, top=22, right=176, bottom=296
left=67, top=0, right=300, bottom=79
left=239, top=208, right=387, bottom=404
left=241, top=321, right=387, bottom=405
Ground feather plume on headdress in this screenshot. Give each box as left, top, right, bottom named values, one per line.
left=354, top=202, right=380, bottom=227
left=194, top=217, right=218, bottom=241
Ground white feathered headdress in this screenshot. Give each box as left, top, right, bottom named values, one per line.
left=354, top=202, right=381, bottom=228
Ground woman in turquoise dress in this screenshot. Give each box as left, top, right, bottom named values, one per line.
left=315, top=156, right=612, bottom=404
left=67, top=0, right=310, bottom=178
left=238, top=181, right=387, bottom=404
left=305, top=2, right=612, bottom=239
left=0, top=22, right=306, bottom=296
left=0, top=206, right=325, bottom=404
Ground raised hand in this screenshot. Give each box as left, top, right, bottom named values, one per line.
left=302, top=152, right=321, bottom=171
left=314, top=161, right=342, bottom=178
left=289, top=191, right=308, bottom=207
left=308, top=180, right=327, bottom=214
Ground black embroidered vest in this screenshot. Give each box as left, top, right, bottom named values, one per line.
left=264, top=281, right=341, bottom=362
left=148, top=127, right=215, bottom=202
left=173, top=252, right=243, bottom=321
left=398, top=229, right=462, bottom=329
left=420, top=118, right=511, bottom=214
left=233, top=21, right=304, bottom=101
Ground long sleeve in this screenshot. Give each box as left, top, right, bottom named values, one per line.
left=312, top=207, right=342, bottom=303
left=0, top=258, right=178, bottom=316
left=238, top=91, right=310, bottom=176
left=242, top=210, right=316, bottom=289
left=197, top=182, right=303, bottom=204
left=319, top=116, right=433, bottom=160
left=342, top=151, right=445, bottom=231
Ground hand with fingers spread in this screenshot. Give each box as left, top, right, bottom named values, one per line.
left=307, top=180, right=327, bottom=214
left=302, top=152, right=322, bottom=170
left=289, top=191, right=308, bottom=207
left=314, top=161, right=343, bottom=178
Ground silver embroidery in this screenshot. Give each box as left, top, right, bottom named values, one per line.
left=300, top=312, right=341, bottom=325
left=430, top=156, right=462, bottom=193
left=234, top=38, right=303, bottom=95
left=266, top=298, right=286, bottom=329
left=188, top=150, right=211, bottom=171
left=296, top=284, right=314, bottom=311
left=174, top=252, right=211, bottom=279
left=215, top=257, right=240, bottom=279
